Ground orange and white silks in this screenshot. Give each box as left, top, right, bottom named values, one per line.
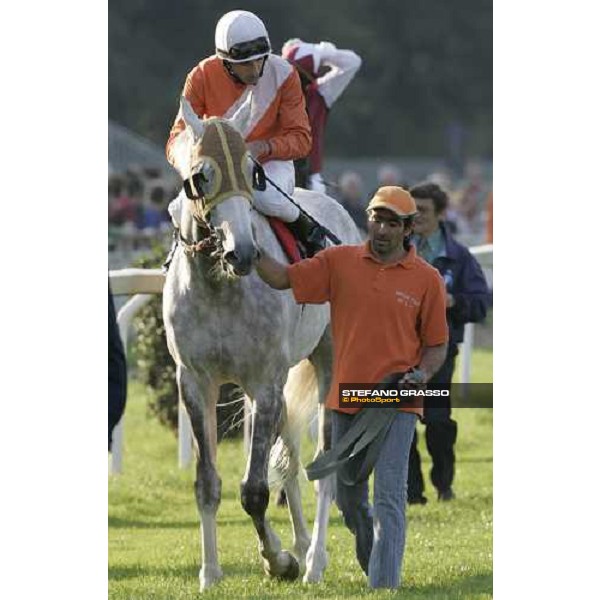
left=166, top=54, right=312, bottom=166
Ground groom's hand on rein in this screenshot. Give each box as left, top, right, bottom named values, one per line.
left=400, top=368, right=427, bottom=391
left=254, top=246, right=291, bottom=290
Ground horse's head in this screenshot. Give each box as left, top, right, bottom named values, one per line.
left=174, top=95, right=257, bottom=277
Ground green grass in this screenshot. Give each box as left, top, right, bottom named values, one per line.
left=109, top=350, right=492, bottom=599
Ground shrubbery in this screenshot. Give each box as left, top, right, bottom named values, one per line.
left=131, top=245, right=178, bottom=432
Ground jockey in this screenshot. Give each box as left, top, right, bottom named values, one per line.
left=281, top=39, right=362, bottom=193
left=164, top=10, right=326, bottom=269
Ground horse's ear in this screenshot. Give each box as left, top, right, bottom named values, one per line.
left=180, top=96, right=205, bottom=141
left=227, top=92, right=253, bottom=135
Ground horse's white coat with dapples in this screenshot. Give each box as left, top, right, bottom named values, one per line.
left=161, top=96, right=362, bottom=590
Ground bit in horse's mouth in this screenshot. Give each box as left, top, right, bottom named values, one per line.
left=221, top=259, right=241, bottom=280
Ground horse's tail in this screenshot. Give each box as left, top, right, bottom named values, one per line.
left=268, top=359, right=319, bottom=490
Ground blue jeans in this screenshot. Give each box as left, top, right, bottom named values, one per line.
left=333, top=409, right=417, bottom=589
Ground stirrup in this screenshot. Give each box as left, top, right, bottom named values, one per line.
left=287, top=214, right=327, bottom=258
left=304, top=224, right=327, bottom=257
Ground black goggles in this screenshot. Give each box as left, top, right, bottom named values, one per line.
left=219, top=37, right=270, bottom=61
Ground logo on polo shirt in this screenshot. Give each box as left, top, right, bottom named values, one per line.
left=395, top=290, right=420, bottom=308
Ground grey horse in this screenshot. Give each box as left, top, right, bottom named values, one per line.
left=163, top=96, right=362, bottom=590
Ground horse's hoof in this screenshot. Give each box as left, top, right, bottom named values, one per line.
left=280, top=552, right=300, bottom=580
left=292, top=539, right=310, bottom=563
left=199, top=564, right=223, bottom=591
left=303, top=549, right=328, bottom=583
left=263, top=550, right=300, bottom=580
left=292, top=540, right=309, bottom=575
left=303, top=569, right=324, bottom=584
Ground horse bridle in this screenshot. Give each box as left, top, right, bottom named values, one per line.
left=179, top=173, right=221, bottom=258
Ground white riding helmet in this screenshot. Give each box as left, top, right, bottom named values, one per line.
left=215, top=10, right=271, bottom=63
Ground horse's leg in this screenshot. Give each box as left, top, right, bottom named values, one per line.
left=241, top=383, right=299, bottom=579
left=304, top=405, right=334, bottom=583
left=280, top=425, right=311, bottom=570
left=178, top=365, right=223, bottom=591
left=304, top=329, right=335, bottom=583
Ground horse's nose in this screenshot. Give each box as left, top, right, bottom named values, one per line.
left=223, top=250, right=253, bottom=276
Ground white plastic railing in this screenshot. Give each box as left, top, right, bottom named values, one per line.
left=108, top=269, right=194, bottom=474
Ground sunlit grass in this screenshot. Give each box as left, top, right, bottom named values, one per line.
left=109, top=350, right=492, bottom=598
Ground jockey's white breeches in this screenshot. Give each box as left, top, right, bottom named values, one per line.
left=253, top=160, right=299, bottom=222
left=168, top=159, right=300, bottom=228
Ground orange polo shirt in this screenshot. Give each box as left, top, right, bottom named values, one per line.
left=287, top=243, right=448, bottom=415
left=166, top=54, right=311, bottom=165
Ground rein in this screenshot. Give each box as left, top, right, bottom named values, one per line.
left=178, top=193, right=220, bottom=258
left=249, top=157, right=342, bottom=246
left=178, top=227, right=219, bottom=258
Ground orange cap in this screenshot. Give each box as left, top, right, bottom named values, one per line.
left=366, top=186, right=417, bottom=218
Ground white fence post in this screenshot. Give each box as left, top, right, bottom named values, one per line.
left=459, top=322, right=475, bottom=385
left=457, top=243, right=492, bottom=389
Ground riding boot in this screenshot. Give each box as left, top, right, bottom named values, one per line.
left=287, top=212, right=327, bottom=257
left=162, top=228, right=179, bottom=273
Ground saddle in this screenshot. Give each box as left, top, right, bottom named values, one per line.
left=253, top=163, right=327, bottom=260
left=267, top=217, right=304, bottom=263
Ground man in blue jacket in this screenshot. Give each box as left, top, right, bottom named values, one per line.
left=407, top=182, right=491, bottom=503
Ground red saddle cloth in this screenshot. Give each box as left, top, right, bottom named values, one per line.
left=267, top=217, right=302, bottom=264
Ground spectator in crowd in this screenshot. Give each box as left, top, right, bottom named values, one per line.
left=142, top=166, right=161, bottom=180
left=108, top=176, right=123, bottom=232
left=164, top=9, right=327, bottom=269
left=426, top=170, right=458, bottom=234
left=377, top=163, right=402, bottom=187
left=109, top=283, right=127, bottom=450
left=253, top=186, right=448, bottom=589
left=368, top=164, right=410, bottom=206
left=428, top=169, right=454, bottom=195
left=336, top=170, right=367, bottom=234
left=281, top=39, right=361, bottom=192
left=140, top=184, right=170, bottom=232
left=109, top=168, right=179, bottom=254
left=453, top=159, right=489, bottom=239
left=407, top=182, right=491, bottom=503
left=108, top=174, right=122, bottom=204
left=109, top=176, right=141, bottom=227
